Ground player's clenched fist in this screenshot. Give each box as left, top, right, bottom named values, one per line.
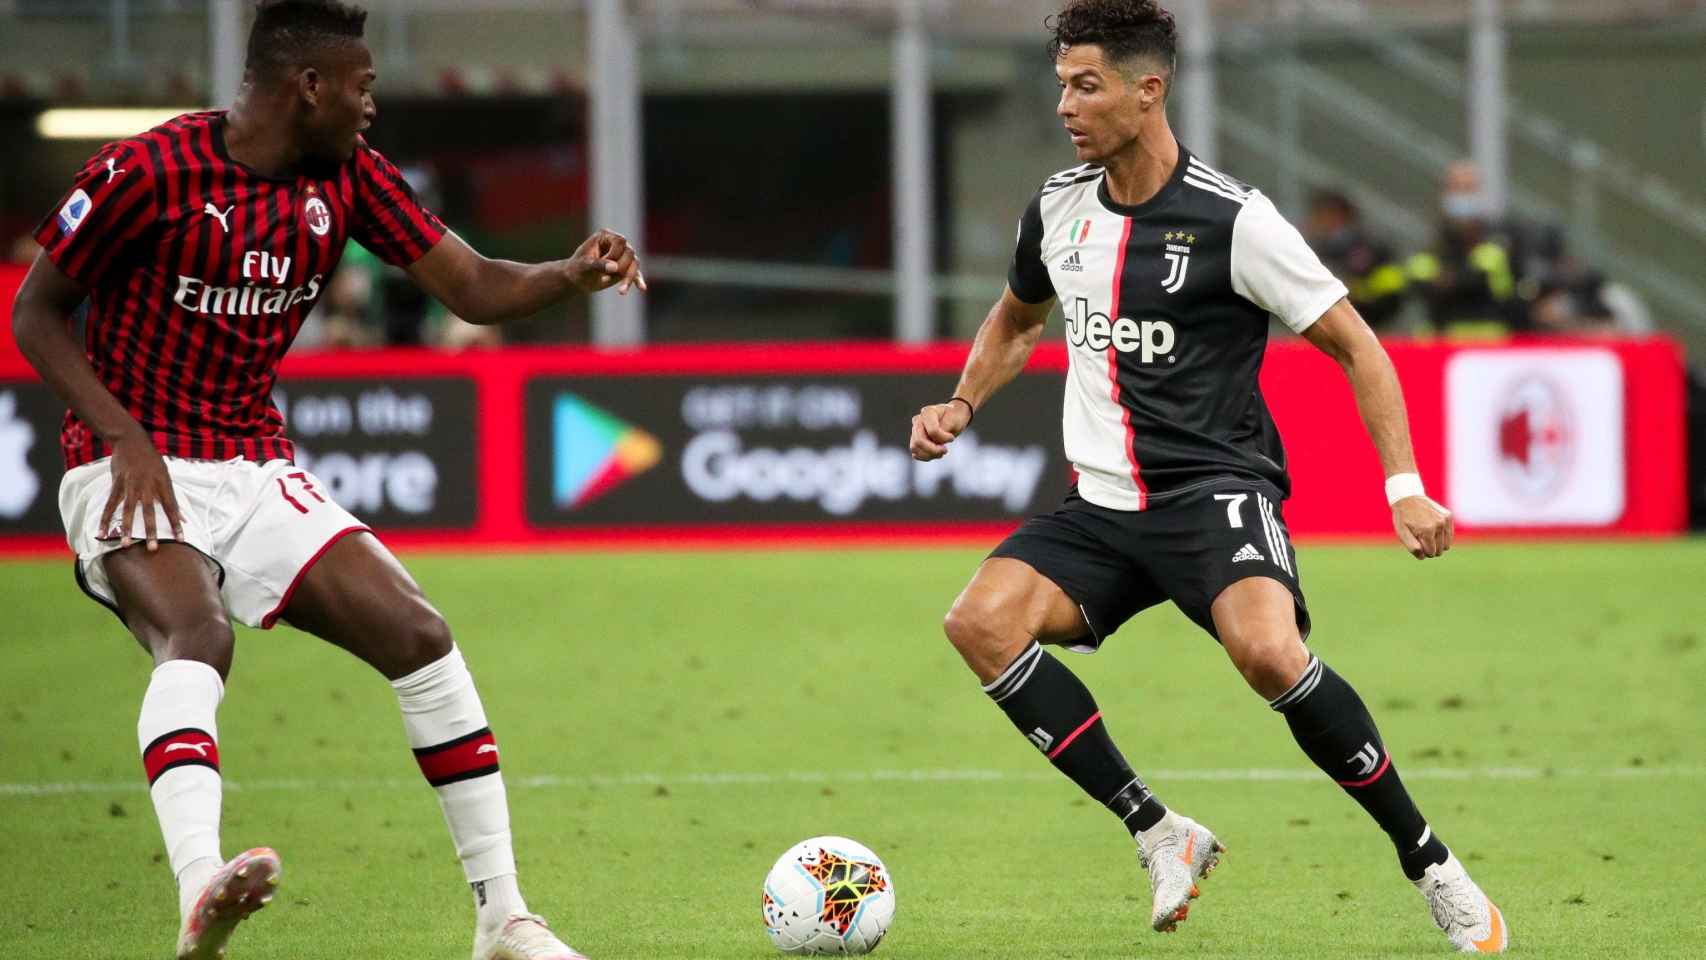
left=909, top=399, right=973, bottom=461
left=568, top=228, right=647, bottom=295
left=1392, top=496, right=1454, bottom=560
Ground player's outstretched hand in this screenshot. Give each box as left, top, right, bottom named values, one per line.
left=568, top=229, right=647, bottom=295
left=1392, top=495, right=1453, bottom=560
left=909, top=400, right=972, bottom=461
left=101, top=430, right=185, bottom=553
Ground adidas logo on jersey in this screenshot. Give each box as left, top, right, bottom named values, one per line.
left=1059, top=250, right=1084, bottom=272
left=1231, top=543, right=1264, bottom=563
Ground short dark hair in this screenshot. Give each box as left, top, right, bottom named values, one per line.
left=246, top=0, right=368, bottom=80
left=1046, top=0, right=1178, bottom=87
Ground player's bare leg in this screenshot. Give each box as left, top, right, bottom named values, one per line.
left=945, top=558, right=1220, bottom=933
left=105, top=544, right=280, bottom=958
left=280, top=532, right=585, bottom=959
left=1214, top=576, right=1507, bottom=952
left=943, top=558, right=1084, bottom=682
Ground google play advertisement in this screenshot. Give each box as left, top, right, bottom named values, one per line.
left=522, top=375, right=1069, bottom=527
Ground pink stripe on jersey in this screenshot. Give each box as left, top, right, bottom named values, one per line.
left=1105, top=217, right=1147, bottom=508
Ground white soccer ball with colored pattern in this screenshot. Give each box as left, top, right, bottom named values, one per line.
left=762, top=836, right=896, bottom=955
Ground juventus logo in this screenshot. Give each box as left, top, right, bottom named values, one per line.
left=1348, top=742, right=1381, bottom=778
left=1161, top=230, right=1195, bottom=294
left=204, top=203, right=234, bottom=233
left=1026, top=727, right=1055, bottom=752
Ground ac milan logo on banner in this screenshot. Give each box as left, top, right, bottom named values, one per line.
left=1495, top=374, right=1575, bottom=502
left=304, top=195, right=332, bottom=237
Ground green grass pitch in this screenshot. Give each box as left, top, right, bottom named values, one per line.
left=2, top=540, right=1703, bottom=958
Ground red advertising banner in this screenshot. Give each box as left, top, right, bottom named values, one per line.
left=0, top=335, right=1687, bottom=554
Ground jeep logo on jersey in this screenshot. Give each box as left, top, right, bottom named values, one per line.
left=1161, top=231, right=1195, bottom=294
left=1063, top=297, right=1176, bottom=364
left=304, top=194, right=332, bottom=237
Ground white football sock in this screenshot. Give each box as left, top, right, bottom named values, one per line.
left=473, top=873, right=527, bottom=925
left=392, top=645, right=524, bottom=925
left=137, top=660, right=225, bottom=919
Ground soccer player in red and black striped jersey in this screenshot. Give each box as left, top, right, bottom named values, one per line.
left=11, top=3, right=636, bottom=958
left=909, top=2, right=1506, bottom=954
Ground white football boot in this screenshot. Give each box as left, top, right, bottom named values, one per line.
left=1415, top=853, right=1509, bottom=953
left=473, top=913, right=589, bottom=960
left=175, top=847, right=282, bottom=959
left=1136, top=811, right=1224, bottom=932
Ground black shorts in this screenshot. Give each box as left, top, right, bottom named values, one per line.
left=989, top=479, right=1310, bottom=648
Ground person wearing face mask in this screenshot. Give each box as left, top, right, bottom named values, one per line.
left=1406, top=161, right=1521, bottom=334
left=1304, top=190, right=1409, bottom=331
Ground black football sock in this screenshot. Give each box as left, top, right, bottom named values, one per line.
left=983, top=642, right=1165, bottom=836
left=1270, top=655, right=1450, bottom=880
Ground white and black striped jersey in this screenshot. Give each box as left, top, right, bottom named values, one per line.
left=1008, top=144, right=1347, bottom=511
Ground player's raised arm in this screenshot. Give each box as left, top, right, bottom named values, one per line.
left=909, top=287, right=1054, bottom=461
left=345, top=140, right=643, bottom=325
left=405, top=227, right=646, bottom=327
left=1300, top=299, right=1453, bottom=560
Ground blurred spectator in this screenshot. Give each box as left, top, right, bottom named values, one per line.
left=1406, top=161, right=1522, bottom=334
left=436, top=313, right=503, bottom=350
left=1529, top=255, right=1653, bottom=335
left=1304, top=190, right=1408, bottom=330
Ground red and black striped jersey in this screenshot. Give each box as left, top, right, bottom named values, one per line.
left=33, top=110, right=446, bottom=468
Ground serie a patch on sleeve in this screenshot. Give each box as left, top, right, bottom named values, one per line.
left=57, top=189, right=93, bottom=234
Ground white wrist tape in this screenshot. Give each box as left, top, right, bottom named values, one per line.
left=1385, top=472, right=1426, bottom=506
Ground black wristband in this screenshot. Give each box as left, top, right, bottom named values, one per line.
left=948, top=396, right=975, bottom=423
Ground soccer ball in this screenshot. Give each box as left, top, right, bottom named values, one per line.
left=762, top=836, right=896, bottom=955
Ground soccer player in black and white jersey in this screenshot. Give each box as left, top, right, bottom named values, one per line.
left=909, top=2, right=1507, bottom=952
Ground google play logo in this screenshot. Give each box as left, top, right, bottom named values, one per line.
left=551, top=393, right=663, bottom=508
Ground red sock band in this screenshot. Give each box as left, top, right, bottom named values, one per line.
left=142, top=727, right=220, bottom=786
left=413, top=727, right=500, bottom=787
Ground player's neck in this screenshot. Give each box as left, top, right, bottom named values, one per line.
left=1099, top=124, right=1179, bottom=209
left=223, top=94, right=306, bottom=179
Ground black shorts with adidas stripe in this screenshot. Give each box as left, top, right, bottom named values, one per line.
left=988, top=478, right=1309, bottom=648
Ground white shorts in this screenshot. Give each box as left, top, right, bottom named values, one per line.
left=59, top=457, right=369, bottom=629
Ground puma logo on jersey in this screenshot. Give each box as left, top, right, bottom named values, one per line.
left=164, top=741, right=214, bottom=757
left=204, top=203, right=234, bottom=233
left=105, top=157, right=127, bottom=183
left=1063, top=297, right=1177, bottom=363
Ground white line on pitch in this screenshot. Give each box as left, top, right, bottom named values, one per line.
left=0, top=764, right=1700, bottom=798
